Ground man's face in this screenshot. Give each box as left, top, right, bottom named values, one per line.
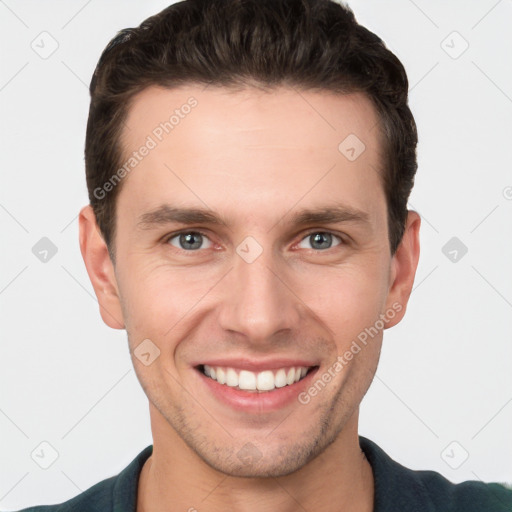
left=88, top=85, right=413, bottom=477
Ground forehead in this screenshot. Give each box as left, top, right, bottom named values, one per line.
left=116, top=84, right=386, bottom=230
left=121, top=84, right=382, bottom=152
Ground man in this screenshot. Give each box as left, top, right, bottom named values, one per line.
left=12, top=0, right=512, bottom=510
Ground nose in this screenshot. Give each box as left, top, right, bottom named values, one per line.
left=217, top=245, right=303, bottom=344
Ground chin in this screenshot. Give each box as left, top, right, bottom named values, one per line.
left=194, top=427, right=336, bottom=479
left=202, top=450, right=312, bottom=479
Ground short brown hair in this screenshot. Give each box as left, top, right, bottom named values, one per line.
left=85, top=0, right=417, bottom=262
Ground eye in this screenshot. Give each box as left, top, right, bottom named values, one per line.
left=166, top=231, right=212, bottom=251
left=297, top=231, right=343, bottom=251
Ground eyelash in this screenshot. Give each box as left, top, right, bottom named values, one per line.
left=163, top=229, right=345, bottom=253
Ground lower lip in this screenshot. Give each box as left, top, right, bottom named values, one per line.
left=196, top=367, right=319, bottom=413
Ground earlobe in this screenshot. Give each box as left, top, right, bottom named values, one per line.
left=384, top=210, right=421, bottom=328
left=78, top=205, right=125, bottom=330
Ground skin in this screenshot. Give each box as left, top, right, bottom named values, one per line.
left=79, top=84, right=420, bottom=512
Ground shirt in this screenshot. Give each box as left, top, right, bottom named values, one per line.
left=9, top=436, right=512, bottom=511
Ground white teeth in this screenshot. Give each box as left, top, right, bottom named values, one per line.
left=256, top=370, right=275, bottom=391
left=226, top=368, right=238, bottom=387
left=201, top=365, right=312, bottom=392
left=239, top=370, right=257, bottom=390
left=216, top=367, right=226, bottom=384
left=274, top=369, right=287, bottom=388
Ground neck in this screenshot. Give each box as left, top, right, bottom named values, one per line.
left=137, top=408, right=374, bottom=512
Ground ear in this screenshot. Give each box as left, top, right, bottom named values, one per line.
left=78, top=205, right=125, bottom=329
left=383, top=210, right=421, bottom=328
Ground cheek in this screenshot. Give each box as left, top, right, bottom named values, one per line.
left=299, top=262, right=388, bottom=325
left=118, top=259, right=219, bottom=337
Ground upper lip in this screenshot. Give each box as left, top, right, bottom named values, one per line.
left=193, top=358, right=319, bottom=372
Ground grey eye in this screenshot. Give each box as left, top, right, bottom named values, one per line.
left=168, top=232, right=212, bottom=251
left=297, top=232, right=342, bottom=251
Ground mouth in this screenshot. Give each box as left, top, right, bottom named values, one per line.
left=192, top=357, right=321, bottom=412
left=196, top=364, right=317, bottom=393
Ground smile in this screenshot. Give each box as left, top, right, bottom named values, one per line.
left=200, top=364, right=314, bottom=393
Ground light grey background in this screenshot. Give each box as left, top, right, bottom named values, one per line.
left=1, top=0, right=511, bottom=509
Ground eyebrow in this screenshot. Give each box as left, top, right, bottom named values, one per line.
left=136, top=204, right=370, bottom=231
